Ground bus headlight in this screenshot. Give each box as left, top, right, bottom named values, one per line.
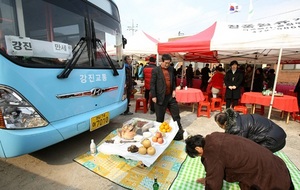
left=0, top=87, right=48, bottom=129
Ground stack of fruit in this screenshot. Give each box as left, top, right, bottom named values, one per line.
left=152, top=132, right=164, bottom=144
left=138, top=139, right=156, bottom=155
left=159, top=121, right=172, bottom=133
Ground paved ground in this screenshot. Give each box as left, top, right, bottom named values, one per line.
left=0, top=81, right=299, bottom=190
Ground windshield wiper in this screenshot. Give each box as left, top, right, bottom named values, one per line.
left=91, top=20, right=118, bottom=76
left=95, top=39, right=119, bottom=76
left=57, top=37, right=86, bottom=79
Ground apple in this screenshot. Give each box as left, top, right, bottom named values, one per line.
left=152, top=136, right=158, bottom=142
left=155, top=132, right=162, bottom=138
left=157, top=137, right=164, bottom=144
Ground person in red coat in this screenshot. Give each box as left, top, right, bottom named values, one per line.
left=185, top=132, right=294, bottom=189
left=143, top=57, right=156, bottom=114
left=208, top=67, right=224, bottom=98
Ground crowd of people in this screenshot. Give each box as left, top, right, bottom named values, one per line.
left=121, top=54, right=298, bottom=189
left=124, top=54, right=299, bottom=121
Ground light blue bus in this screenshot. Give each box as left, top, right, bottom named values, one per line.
left=0, top=0, right=127, bottom=158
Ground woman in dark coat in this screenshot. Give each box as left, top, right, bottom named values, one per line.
left=214, top=108, right=286, bottom=153
left=252, top=68, right=264, bottom=92
left=224, top=60, right=244, bottom=109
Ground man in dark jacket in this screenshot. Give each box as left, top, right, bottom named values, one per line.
left=150, top=54, right=184, bottom=140
left=200, top=63, right=211, bottom=92
left=122, top=55, right=133, bottom=115
left=186, top=64, right=194, bottom=88
left=215, top=108, right=287, bottom=152
left=185, top=132, right=294, bottom=189
left=224, top=60, right=244, bottom=109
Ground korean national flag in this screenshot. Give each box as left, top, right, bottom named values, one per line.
left=229, top=3, right=241, bottom=13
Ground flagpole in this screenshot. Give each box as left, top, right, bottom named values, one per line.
left=248, top=0, right=254, bottom=21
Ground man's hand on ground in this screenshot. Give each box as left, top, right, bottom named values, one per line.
left=196, top=177, right=206, bottom=185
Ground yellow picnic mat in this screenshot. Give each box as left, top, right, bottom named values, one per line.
left=170, top=151, right=300, bottom=189
left=74, top=130, right=187, bottom=190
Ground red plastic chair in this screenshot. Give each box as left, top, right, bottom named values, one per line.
left=135, top=98, right=148, bottom=113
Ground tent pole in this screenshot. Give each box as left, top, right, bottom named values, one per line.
left=267, top=48, right=283, bottom=119
left=250, top=62, right=256, bottom=92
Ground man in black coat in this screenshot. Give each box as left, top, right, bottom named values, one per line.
left=224, top=60, right=244, bottom=109
left=122, top=55, right=133, bottom=115
left=200, top=63, right=211, bottom=92
left=186, top=64, right=194, bottom=88
left=150, top=54, right=184, bottom=140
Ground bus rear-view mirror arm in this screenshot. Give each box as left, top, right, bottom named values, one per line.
left=122, top=35, right=127, bottom=49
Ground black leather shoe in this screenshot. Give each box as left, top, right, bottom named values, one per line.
left=123, top=112, right=133, bottom=115
left=174, top=130, right=184, bottom=141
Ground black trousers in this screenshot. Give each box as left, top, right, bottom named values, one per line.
left=186, top=78, right=193, bottom=88
left=226, top=98, right=238, bottom=109
left=125, top=88, right=132, bottom=113
left=144, top=89, right=155, bottom=112
left=200, top=79, right=208, bottom=92
left=154, top=94, right=181, bottom=128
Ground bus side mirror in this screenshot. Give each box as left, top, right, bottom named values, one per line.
left=122, top=35, right=127, bottom=49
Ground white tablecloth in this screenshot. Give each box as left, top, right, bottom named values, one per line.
left=97, top=119, right=179, bottom=167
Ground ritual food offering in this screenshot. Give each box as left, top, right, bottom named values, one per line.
left=117, top=124, right=136, bottom=140
left=142, top=139, right=152, bottom=148
left=146, top=146, right=156, bottom=155
left=143, top=132, right=152, bottom=139
left=138, top=146, right=147, bottom=155
left=159, top=121, right=172, bottom=133
left=152, top=132, right=164, bottom=144
left=105, top=139, right=137, bottom=144
left=127, top=145, right=139, bottom=153
left=134, top=135, right=143, bottom=142
left=123, top=118, right=153, bottom=135
left=149, top=127, right=157, bottom=134
left=137, top=139, right=156, bottom=156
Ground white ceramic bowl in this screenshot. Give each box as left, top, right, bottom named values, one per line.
left=149, top=127, right=157, bottom=134
left=143, top=132, right=152, bottom=139
left=134, top=135, right=143, bottom=142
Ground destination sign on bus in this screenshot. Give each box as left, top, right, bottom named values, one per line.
left=5, top=35, right=73, bottom=59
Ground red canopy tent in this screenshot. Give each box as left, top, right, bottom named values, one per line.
left=158, top=22, right=218, bottom=62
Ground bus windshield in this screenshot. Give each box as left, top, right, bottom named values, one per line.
left=0, top=0, right=123, bottom=69
left=0, top=0, right=127, bottom=158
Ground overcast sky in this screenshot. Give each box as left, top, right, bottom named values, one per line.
left=114, top=0, right=300, bottom=41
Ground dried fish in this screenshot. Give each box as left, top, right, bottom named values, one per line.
left=105, top=139, right=137, bottom=144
